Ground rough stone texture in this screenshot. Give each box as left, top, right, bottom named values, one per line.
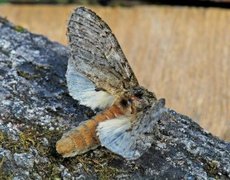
left=0, top=17, right=230, bottom=179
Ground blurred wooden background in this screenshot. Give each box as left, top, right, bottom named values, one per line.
left=0, top=4, right=229, bottom=140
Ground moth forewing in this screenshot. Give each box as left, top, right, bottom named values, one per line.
left=131, top=99, right=167, bottom=151
left=67, top=7, right=139, bottom=96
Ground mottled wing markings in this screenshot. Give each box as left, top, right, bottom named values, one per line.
left=68, top=7, right=139, bottom=96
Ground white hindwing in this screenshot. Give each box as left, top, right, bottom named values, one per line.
left=66, top=58, right=115, bottom=110
left=96, top=116, right=141, bottom=160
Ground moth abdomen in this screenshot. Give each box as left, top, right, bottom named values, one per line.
left=56, top=120, right=98, bottom=157
left=56, top=103, right=126, bottom=157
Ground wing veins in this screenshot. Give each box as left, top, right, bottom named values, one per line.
left=69, top=13, right=134, bottom=78
left=68, top=7, right=139, bottom=100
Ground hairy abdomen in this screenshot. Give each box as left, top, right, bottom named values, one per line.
left=56, top=104, right=124, bottom=157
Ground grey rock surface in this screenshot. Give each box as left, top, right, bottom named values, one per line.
left=0, top=17, right=229, bottom=179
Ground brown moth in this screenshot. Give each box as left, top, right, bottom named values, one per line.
left=56, top=7, right=166, bottom=160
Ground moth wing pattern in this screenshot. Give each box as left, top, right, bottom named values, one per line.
left=64, top=7, right=163, bottom=160
left=67, top=7, right=139, bottom=97
left=66, top=57, right=115, bottom=110
left=97, top=99, right=166, bottom=160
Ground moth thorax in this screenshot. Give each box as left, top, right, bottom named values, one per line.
left=119, top=97, right=138, bottom=115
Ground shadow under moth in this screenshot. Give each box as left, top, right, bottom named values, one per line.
left=56, top=7, right=167, bottom=160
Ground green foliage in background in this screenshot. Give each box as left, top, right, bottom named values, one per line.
left=0, top=0, right=8, bottom=3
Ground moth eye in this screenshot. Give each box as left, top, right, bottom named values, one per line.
left=120, top=99, right=130, bottom=108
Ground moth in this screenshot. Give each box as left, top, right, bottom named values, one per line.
left=56, top=7, right=166, bottom=160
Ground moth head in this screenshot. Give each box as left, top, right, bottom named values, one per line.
left=120, top=87, right=156, bottom=114
left=131, top=86, right=156, bottom=112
